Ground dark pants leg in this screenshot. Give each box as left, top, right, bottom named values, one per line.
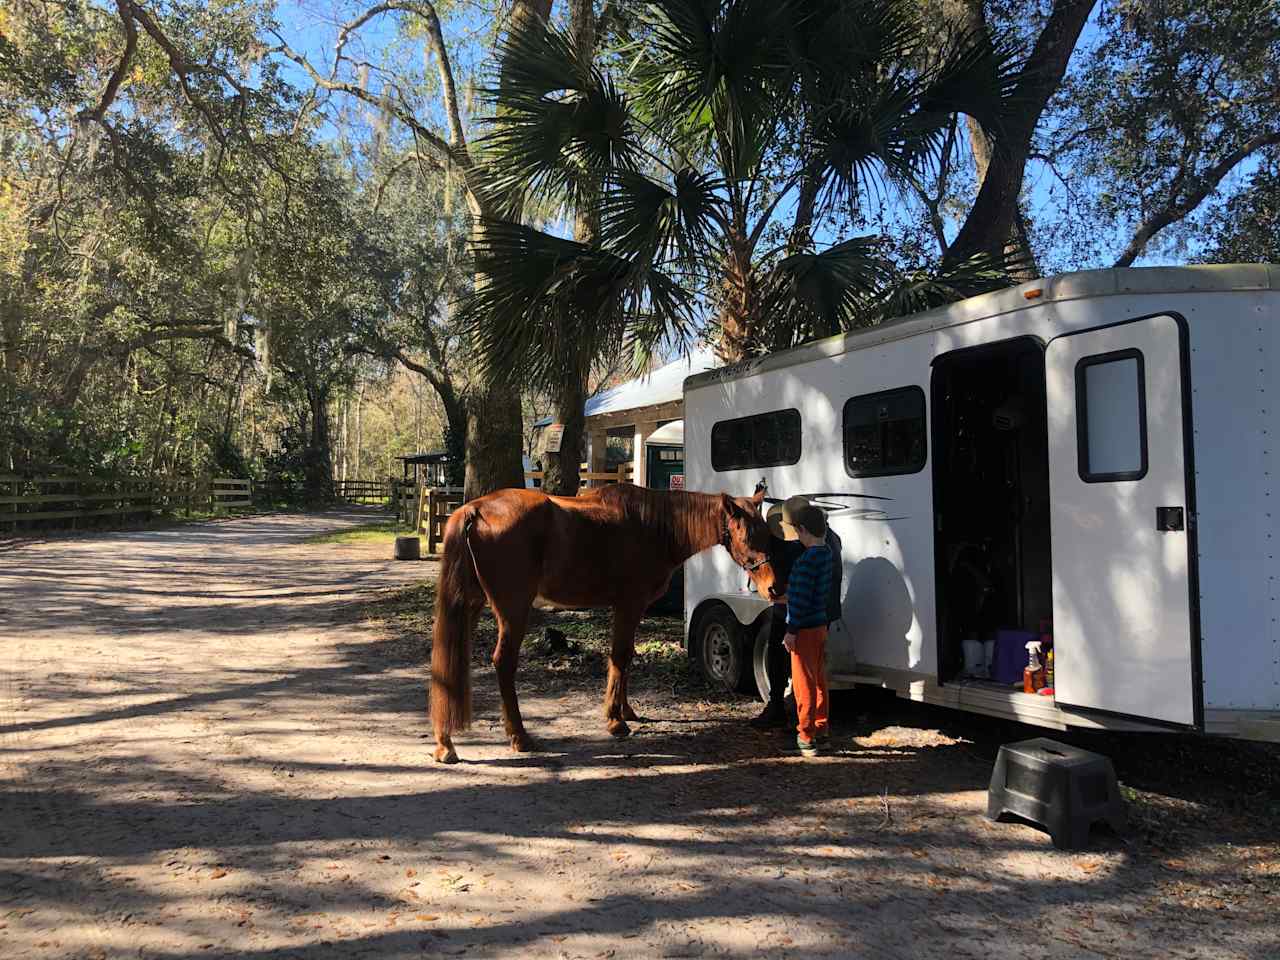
left=766, top=605, right=791, bottom=707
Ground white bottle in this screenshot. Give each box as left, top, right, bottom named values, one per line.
left=962, top=636, right=987, bottom=677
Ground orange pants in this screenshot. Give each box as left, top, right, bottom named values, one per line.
left=789, top=625, right=829, bottom=742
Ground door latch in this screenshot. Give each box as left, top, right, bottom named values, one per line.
left=1156, top=506, right=1184, bottom=532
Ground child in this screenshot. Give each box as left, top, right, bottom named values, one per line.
left=749, top=501, right=806, bottom=729
left=780, top=502, right=831, bottom=756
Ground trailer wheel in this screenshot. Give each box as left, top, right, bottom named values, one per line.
left=694, top=605, right=748, bottom=693
left=751, top=619, right=772, bottom=703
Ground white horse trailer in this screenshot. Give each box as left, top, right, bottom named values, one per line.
left=682, top=265, right=1279, bottom=742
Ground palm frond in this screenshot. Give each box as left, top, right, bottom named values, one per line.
left=459, top=218, right=699, bottom=388
left=631, top=0, right=797, bottom=179
left=598, top=166, right=725, bottom=271
left=478, top=21, right=641, bottom=213
left=868, top=250, right=1027, bottom=323
left=915, top=26, right=1025, bottom=145
left=759, top=236, right=894, bottom=348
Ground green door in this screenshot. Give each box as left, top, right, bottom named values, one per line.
left=646, top=444, right=685, bottom=490
left=646, top=444, right=685, bottom=614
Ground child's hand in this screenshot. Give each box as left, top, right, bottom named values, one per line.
left=783, top=633, right=797, bottom=653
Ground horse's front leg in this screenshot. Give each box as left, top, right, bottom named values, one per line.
left=604, top=607, right=642, bottom=737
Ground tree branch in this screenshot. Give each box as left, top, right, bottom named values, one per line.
left=1113, top=129, right=1280, bottom=267
left=78, top=0, right=137, bottom=128
left=271, top=32, right=464, bottom=175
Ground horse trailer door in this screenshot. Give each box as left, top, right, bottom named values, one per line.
left=1045, top=314, right=1198, bottom=727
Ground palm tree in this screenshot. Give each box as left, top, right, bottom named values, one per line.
left=463, top=0, right=1025, bottom=480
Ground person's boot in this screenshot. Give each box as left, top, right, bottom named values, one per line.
left=750, top=700, right=788, bottom=729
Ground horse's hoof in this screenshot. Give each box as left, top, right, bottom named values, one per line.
left=510, top=733, right=536, bottom=753
left=608, top=720, right=631, bottom=739
left=433, top=745, right=459, bottom=764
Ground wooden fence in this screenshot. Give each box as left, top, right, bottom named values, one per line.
left=418, top=485, right=465, bottom=554
left=525, top=462, right=633, bottom=488
left=0, top=476, right=155, bottom=529
left=335, top=478, right=391, bottom=503
left=212, top=477, right=252, bottom=508
left=0, top=475, right=257, bottom=531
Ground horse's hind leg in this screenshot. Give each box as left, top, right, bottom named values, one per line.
left=604, top=607, right=643, bottom=737
left=620, top=674, right=640, bottom=723
left=492, top=601, right=535, bottom=753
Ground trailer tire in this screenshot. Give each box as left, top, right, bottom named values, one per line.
left=751, top=618, right=772, bottom=703
left=694, top=605, right=749, bottom=693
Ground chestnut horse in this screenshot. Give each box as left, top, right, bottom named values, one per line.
left=429, top=483, right=778, bottom=762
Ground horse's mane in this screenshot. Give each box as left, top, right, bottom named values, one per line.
left=596, top=484, right=722, bottom=562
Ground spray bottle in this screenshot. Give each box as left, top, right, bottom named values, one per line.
left=1024, top=640, right=1045, bottom=693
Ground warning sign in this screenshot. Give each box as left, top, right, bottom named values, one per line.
left=669, top=474, right=685, bottom=490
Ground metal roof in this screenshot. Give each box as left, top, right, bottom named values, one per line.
left=585, top=348, right=718, bottom=417
left=395, top=451, right=452, bottom=464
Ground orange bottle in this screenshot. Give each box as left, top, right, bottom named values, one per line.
left=1023, top=641, right=1045, bottom=693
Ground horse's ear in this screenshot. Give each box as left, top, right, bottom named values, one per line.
left=751, top=482, right=766, bottom=507
left=720, top=493, right=737, bottom=518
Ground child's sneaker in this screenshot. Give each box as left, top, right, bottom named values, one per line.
left=795, top=735, right=820, bottom=757
left=815, top=727, right=831, bottom=746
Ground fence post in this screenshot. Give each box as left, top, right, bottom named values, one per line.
left=425, top=485, right=436, bottom=542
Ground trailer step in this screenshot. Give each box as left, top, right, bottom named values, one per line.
left=828, top=672, right=885, bottom=688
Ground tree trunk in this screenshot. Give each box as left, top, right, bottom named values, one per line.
left=715, top=230, right=763, bottom=363
left=305, top=381, right=334, bottom=502
left=353, top=380, right=365, bottom=479
left=944, top=0, right=1095, bottom=270
left=463, top=380, right=526, bottom=501
left=543, top=373, right=588, bottom=495
left=458, top=0, right=554, bottom=501
left=541, top=0, right=600, bottom=497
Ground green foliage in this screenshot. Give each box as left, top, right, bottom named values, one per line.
left=1035, top=0, right=1280, bottom=266
left=465, top=0, right=1030, bottom=376
left=1197, top=155, right=1280, bottom=264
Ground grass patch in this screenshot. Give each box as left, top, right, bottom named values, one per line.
left=304, top=520, right=414, bottom=545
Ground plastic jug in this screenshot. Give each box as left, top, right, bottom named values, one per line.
left=962, top=636, right=987, bottom=677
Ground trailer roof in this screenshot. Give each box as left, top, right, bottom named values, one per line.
left=684, top=264, right=1279, bottom=392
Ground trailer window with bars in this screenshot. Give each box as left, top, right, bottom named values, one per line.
left=711, top=409, right=801, bottom=471
left=843, top=386, right=927, bottom=477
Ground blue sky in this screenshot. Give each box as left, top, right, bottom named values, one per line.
left=268, top=1, right=1226, bottom=279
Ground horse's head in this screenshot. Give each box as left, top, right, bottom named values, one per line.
left=720, top=486, right=780, bottom=600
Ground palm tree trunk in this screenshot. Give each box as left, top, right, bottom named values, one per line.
left=715, top=230, right=763, bottom=362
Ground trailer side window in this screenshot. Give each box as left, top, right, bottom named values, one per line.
left=1076, top=350, right=1147, bottom=482
left=842, top=387, right=927, bottom=477
left=711, top=409, right=801, bottom=471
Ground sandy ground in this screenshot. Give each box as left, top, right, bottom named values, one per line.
left=1, top=510, right=1277, bottom=959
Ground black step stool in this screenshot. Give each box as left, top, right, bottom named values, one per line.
left=987, top=738, right=1126, bottom=850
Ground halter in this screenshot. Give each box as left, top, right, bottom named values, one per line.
left=720, top=516, right=771, bottom=573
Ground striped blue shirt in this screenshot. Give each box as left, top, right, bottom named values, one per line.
left=786, top=544, right=832, bottom=630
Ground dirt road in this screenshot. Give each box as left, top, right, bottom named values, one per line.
left=1, top=512, right=1276, bottom=958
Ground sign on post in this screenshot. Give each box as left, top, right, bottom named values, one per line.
left=543, top=423, right=565, bottom=454
left=670, top=474, right=685, bottom=490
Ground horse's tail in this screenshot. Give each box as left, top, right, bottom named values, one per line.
left=431, top=505, right=484, bottom=738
